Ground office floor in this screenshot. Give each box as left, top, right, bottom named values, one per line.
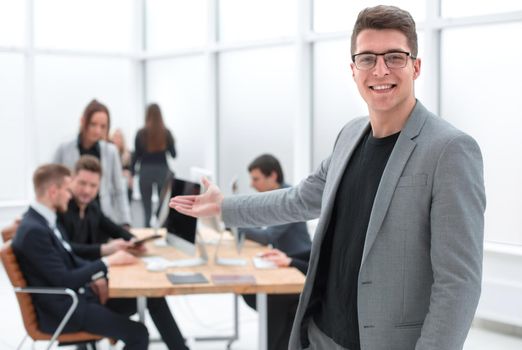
left=2, top=257, right=522, bottom=350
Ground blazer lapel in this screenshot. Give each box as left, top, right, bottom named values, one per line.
left=314, top=119, right=370, bottom=247
left=360, top=101, right=429, bottom=267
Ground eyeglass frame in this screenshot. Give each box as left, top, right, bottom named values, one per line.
left=351, top=50, right=417, bottom=70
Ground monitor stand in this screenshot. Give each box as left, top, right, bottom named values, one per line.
left=165, top=230, right=209, bottom=267
left=213, top=230, right=247, bottom=266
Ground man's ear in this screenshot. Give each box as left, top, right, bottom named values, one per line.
left=350, top=62, right=356, bottom=79
left=413, top=58, right=421, bottom=80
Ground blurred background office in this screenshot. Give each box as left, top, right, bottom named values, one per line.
left=1, top=0, right=522, bottom=349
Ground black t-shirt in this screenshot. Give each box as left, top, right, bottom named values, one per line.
left=309, top=129, right=400, bottom=349
left=59, top=199, right=134, bottom=260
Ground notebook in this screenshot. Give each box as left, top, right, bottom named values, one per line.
left=211, top=274, right=256, bottom=285
left=167, top=272, right=209, bottom=285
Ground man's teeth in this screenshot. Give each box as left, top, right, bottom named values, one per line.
left=372, top=84, right=393, bottom=90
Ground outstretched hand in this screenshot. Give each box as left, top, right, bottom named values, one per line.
left=169, top=177, right=224, bottom=218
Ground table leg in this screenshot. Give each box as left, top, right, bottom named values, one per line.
left=137, top=296, right=147, bottom=323
left=256, top=292, right=267, bottom=350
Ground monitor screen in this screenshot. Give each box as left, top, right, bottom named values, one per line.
left=164, top=178, right=201, bottom=245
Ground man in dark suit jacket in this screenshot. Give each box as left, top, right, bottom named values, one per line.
left=12, top=163, right=149, bottom=349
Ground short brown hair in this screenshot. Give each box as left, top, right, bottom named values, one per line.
left=351, top=5, right=418, bottom=57
left=248, top=154, right=284, bottom=184
left=33, top=164, right=71, bottom=197
left=80, top=99, right=111, bottom=139
left=75, top=155, right=102, bottom=176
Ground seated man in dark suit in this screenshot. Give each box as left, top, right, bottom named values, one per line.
left=12, top=163, right=148, bottom=349
left=239, top=154, right=312, bottom=350
left=58, top=155, right=188, bottom=350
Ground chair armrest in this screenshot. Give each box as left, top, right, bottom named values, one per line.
left=15, top=287, right=79, bottom=347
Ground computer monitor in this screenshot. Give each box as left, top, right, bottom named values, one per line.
left=152, top=176, right=208, bottom=268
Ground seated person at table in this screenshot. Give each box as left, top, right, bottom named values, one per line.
left=12, top=163, right=149, bottom=349
left=244, top=248, right=311, bottom=350
left=57, top=156, right=189, bottom=350
left=59, top=155, right=139, bottom=260
left=239, top=154, right=312, bottom=350
left=238, top=154, right=312, bottom=255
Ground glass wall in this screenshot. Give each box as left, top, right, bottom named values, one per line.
left=146, top=56, right=209, bottom=180
left=218, top=47, right=297, bottom=193
left=0, top=54, right=26, bottom=201
left=1, top=0, right=521, bottom=244
left=34, top=0, right=135, bottom=52
left=34, top=56, right=138, bottom=163
left=441, top=23, right=522, bottom=244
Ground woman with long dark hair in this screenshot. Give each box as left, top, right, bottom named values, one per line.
left=132, top=103, right=176, bottom=227
left=54, top=99, right=131, bottom=225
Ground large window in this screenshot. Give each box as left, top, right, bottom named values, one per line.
left=0, top=54, right=26, bottom=201
left=146, top=56, right=209, bottom=180
left=1, top=0, right=521, bottom=245
left=218, top=47, right=297, bottom=192
left=34, top=0, right=135, bottom=52
left=0, top=0, right=25, bottom=47
left=34, top=56, right=138, bottom=163
left=441, top=23, right=522, bottom=244
left=146, top=0, right=207, bottom=51
left=219, top=0, right=296, bottom=42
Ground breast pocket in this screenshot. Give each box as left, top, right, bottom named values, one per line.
left=396, top=174, right=428, bottom=188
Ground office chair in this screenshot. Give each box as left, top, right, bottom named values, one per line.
left=1, top=240, right=106, bottom=350
left=1, top=220, right=19, bottom=242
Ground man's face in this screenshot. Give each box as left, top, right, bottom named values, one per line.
left=51, top=177, right=72, bottom=213
left=83, top=111, right=109, bottom=144
left=249, top=168, right=278, bottom=193
left=350, top=29, right=421, bottom=117
left=71, top=170, right=100, bottom=207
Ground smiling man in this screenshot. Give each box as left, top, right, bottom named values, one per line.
left=169, top=6, right=486, bottom=350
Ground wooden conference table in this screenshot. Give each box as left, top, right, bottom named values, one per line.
left=109, top=228, right=306, bottom=350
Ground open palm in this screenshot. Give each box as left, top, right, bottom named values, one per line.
left=169, top=177, right=224, bottom=218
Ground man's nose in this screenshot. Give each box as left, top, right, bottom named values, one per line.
left=372, top=56, right=390, bottom=76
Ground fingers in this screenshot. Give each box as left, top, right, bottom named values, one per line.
left=173, top=206, right=197, bottom=218
left=201, top=176, right=212, bottom=189
left=169, top=196, right=196, bottom=208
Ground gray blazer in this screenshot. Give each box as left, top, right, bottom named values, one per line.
left=222, top=101, right=486, bottom=350
left=54, top=139, right=131, bottom=225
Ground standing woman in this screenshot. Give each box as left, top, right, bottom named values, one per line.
left=54, top=99, right=131, bottom=226
left=132, top=103, right=176, bottom=227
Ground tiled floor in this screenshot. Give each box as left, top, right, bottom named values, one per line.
left=2, top=256, right=522, bottom=350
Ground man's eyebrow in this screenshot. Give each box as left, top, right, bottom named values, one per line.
left=354, top=49, right=408, bottom=55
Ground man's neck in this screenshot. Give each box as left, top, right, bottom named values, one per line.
left=369, top=98, right=416, bottom=138
left=36, top=197, right=56, bottom=213
left=75, top=200, right=88, bottom=219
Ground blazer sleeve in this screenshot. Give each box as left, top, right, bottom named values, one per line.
left=108, top=145, right=131, bottom=225
left=416, top=134, right=486, bottom=350
left=222, top=156, right=330, bottom=228
left=289, top=250, right=311, bottom=275
left=70, top=242, right=102, bottom=260
left=166, top=130, right=176, bottom=158
left=18, top=227, right=107, bottom=289
left=131, top=130, right=143, bottom=176
left=53, top=143, right=64, bottom=163
left=99, top=212, right=134, bottom=241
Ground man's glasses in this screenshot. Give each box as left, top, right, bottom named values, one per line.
left=351, top=51, right=416, bottom=70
